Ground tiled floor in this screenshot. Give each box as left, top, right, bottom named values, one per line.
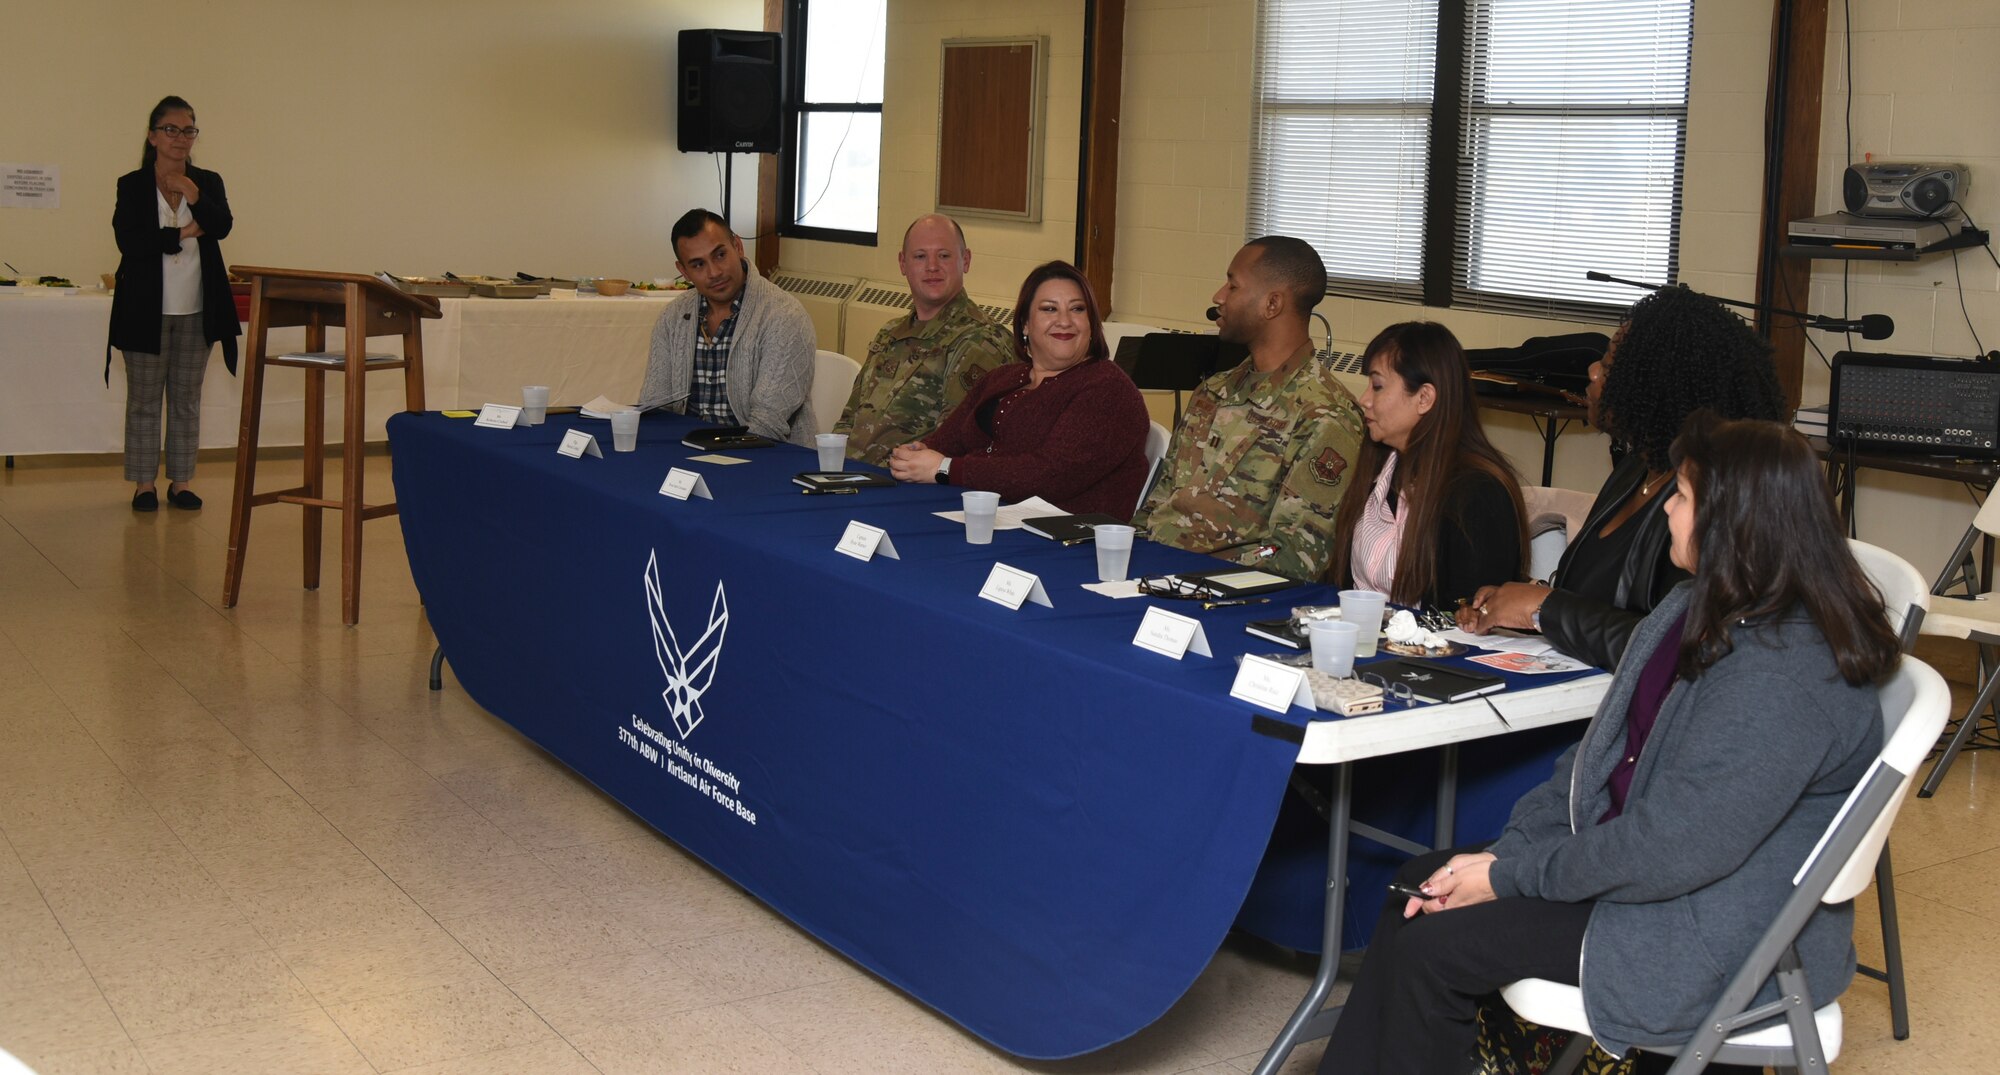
left=2, top=450, right=1995, bottom=1074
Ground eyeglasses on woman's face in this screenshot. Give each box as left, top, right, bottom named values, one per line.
left=151, top=125, right=199, bottom=140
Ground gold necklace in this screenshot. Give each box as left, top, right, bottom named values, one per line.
left=1639, top=471, right=1668, bottom=497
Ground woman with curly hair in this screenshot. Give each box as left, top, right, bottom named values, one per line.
left=1458, top=286, right=1783, bottom=669
left=1328, top=321, right=1527, bottom=607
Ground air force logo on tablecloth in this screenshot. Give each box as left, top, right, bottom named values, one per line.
left=644, top=550, right=729, bottom=737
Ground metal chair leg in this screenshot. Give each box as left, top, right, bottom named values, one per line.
left=1875, top=843, right=1910, bottom=1040
left=1920, top=663, right=2000, bottom=796
left=428, top=645, right=445, bottom=691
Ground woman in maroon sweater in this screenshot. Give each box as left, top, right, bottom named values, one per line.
left=888, top=261, right=1150, bottom=517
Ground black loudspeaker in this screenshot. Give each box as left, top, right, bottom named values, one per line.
left=677, top=29, right=783, bottom=154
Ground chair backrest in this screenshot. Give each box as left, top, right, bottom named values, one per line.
left=1846, top=538, right=1929, bottom=651
left=1807, top=656, right=1950, bottom=904
left=810, top=349, right=863, bottom=435
left=1137, top=421, right=1172, bottom=515
left=1521, top=485, right=1594, bottom=583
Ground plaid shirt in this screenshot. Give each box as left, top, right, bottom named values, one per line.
left=690, top=294, right=743, bottom=425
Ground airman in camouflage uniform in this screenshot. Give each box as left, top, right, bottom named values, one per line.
left=1134, top=237, right=1363, bottom=582
left=835, top=290, right=1013, bottom=466
left=835, top=213, right=1014, bottom=466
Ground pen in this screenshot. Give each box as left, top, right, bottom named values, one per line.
left=800, top=487, right=857, bottom=496
left=1202, top=596, right=1270, bottom=610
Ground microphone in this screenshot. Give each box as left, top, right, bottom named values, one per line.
left=1584, top=271, right=1893, bottom=340
left=1205, top=306, right=1220, bottom=321
left=1806, top=313, right=1895, bottom=340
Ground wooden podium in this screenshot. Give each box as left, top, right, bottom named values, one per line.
left=222, top=267, right=441, bottom=625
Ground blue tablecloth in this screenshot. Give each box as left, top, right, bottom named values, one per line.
left=388, top=409, right=1587, bottom=1057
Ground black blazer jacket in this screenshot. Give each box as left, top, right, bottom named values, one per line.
left=105, top=163, right=240, bottom=380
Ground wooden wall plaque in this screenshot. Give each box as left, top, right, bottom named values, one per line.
left=936, top=36, right=1047, bottom=222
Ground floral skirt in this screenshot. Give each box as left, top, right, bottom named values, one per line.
left=1474, top=998, right=1636, bottom=1075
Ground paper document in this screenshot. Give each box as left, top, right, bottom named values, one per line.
left=1083, top=580, right=1145, bottom=599
left=1437, top=628, right=1557, bottom=656
left=932, top=495, right=1064, bottom=530
left=579, top=394, right=638, bottom=418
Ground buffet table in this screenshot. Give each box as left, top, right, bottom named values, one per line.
left=0, top=289, right=673, bottom=457
left=388, top=408, right=1607, bottom=1059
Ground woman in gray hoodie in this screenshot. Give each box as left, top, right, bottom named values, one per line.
left=1318, top=412, right=1902, bottom=1074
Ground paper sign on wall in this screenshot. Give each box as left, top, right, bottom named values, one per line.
left=0, top=164, right=60, bottom=209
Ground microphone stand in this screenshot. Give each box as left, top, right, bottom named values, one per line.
left=1585, top=271, right=1892, bottom=341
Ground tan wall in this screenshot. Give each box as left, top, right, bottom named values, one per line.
left=1795, top=0, right=2000, bottom=573
left=0, top=0, right=762, bottom=285
left=777, top=0, right=1086, bottom=305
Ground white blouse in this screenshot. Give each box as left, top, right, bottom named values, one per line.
left=157, top=185, right=203, bottom=316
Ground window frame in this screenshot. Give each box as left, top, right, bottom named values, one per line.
left=1252, top=0, right=1693, bottom=321
left=778, top=0, right=885, bottom=247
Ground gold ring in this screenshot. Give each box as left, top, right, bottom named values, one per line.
left=1479, top=605, right=1489, bottom=615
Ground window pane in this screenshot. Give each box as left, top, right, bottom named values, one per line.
left=804, top=0, right=886, bottom=103
left=1475, top=0, right=1691, bottom=105
left=1457, top=114, right=1682, bottom=308
left=1253, top=111, right=1431, bottom=289
left=1250, top=0, right=1438, bottom=300
left=1260, top=0, right=1438, bottom=103
left=793, top=111, right=881, bottom=234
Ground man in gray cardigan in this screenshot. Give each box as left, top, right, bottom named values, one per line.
left=639, top=209, right=817, bottom=445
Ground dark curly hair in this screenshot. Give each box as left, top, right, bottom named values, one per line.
left=1596, top=285, right=1784, bottom=472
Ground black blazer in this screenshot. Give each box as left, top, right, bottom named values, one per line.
left=1536, top=451, right=1688, bottom=669
left=106, top=163, right=240, bottom=380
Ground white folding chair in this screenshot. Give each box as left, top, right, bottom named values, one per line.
left=1845, top=539, right=1930, bottom=1040
left=1136, top=420, right=1172, bottom=515
left=1499, top=656, right=1951, bottom=1073
left=810, top=349, right=862, bottom=435
left=1915, top=493, right=2000, bottom=796
left=1521, top=485, right=1595, bottom=582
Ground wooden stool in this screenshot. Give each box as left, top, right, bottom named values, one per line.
left=222, top=267, right=441, bottom=625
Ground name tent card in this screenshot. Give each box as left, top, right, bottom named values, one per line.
left=1133, top=606, right=1212, bottom=659
left=835, top=521, right=899, bottom=561
left=979, top=563, right=1053, bottom=610
left=1230, top=654, right=1316, bottom=714
left=659, top=468, right=713, bottom=501
left=557, top=429, right=603, bottom=458
left=474, top=403, right=522, bottom=429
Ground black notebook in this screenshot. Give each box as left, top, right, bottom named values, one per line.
left=1020, top=513, right=1129, bottom=544
left=682, top=426, right=776, bottom=451
left=1244, top=618, right=1307, bottom=649
left=792, top=471, right=895, bottom=491
left=1367, top=658, right=1506, bottom=703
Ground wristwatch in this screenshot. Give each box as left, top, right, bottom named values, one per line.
left=934, top=457, right=952, bottom=483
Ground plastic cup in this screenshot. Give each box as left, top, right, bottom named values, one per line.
left=1310, top=620, right=1361, bottom=678
left=815, top=433, right=848, bottom=472
left=962, top=490, right=1000, bottom=545
left=1093, top=524, right=1136, bottom=582
left=521, top=385, right=550, bottom=426
left=610, top=409, right=640, bottom=452
left=1340, top=589, right=1389, bottom=658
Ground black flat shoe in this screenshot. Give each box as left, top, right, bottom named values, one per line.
left=132, top=490, right=158, bottom=512
left=168, top=488, right=203, bottom=510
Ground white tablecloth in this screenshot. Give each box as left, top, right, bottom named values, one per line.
left=0, top=290, right=672, bottom=457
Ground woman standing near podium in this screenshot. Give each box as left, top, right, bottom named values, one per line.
left=107, top=95, right=239, bottom=512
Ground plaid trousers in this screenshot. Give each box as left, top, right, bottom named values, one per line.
left=122, top=313, right=211, bottom=482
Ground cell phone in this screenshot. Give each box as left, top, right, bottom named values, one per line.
left=1387, top=880, right=1431, bottom=901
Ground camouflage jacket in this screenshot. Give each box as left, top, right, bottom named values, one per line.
left=1133, top=344, right=1364, bottom=582
left=834, top=291, right=1014, bottom=466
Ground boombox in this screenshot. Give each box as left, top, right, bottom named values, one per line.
left=1843, top=162, right=1970, bottom=218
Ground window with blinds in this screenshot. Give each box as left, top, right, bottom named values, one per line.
left=1249, top=0, right=1693, bottom=320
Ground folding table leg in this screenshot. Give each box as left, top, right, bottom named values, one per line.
left=1253, top=762, right=1353, bottom=1075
